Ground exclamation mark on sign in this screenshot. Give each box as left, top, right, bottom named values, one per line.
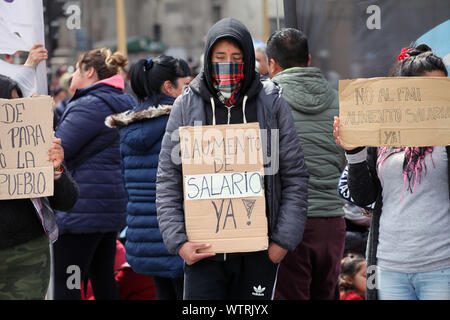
left=242, top=199, right=256, bottom=226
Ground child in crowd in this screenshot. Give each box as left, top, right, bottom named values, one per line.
left=339, top=253, right=367, bottom=300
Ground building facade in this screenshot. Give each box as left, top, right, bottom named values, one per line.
left=54, top=0, right=284, bottom=66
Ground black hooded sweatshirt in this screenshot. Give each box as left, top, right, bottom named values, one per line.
left=188, top=18, right=263, bottom=125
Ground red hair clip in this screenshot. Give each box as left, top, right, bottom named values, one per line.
left=398, top=47, right=410, bottom=61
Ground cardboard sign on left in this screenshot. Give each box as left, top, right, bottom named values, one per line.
left=0, top=96, right=54, bottom=200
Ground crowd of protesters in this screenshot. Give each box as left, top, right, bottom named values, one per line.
left=0, top=17, right=449, bottom=301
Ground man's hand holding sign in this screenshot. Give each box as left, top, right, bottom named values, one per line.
left=179, top=123, right=269, bottom=264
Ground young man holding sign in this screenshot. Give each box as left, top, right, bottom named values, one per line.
left=156, top=18, right=309, bottom=300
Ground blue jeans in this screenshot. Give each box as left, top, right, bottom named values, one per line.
left=377, top=266, right=450, bottom=300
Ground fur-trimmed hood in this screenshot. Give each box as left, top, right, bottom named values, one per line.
left=105, top=104, right=172, bottom=128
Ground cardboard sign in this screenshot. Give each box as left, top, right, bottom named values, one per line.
left=339, top=77, right=450, bottom=147
left=0, top=96, right=54, bottom=200
left=179, top=122, right=268, bottom=253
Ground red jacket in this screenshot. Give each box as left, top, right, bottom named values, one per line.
left=340, top=291, right=364, bottom=300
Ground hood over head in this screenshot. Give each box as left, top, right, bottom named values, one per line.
left=198, top=18, right=257, bottom=102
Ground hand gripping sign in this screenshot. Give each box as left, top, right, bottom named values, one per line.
left=179, top=122, right=269, bottom=253
left=339, top=77, right=450, bottom=148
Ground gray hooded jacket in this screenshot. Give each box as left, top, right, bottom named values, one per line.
left=156, top=18, right=309, bottom=254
